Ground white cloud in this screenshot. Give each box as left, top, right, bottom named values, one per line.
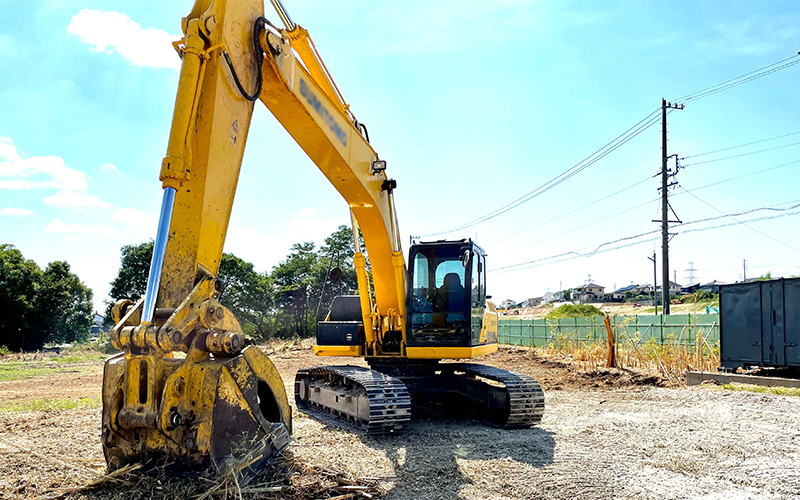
left=696, top=16, right=800, bottom=56
left=70, top=254, right=120, bottom=312
left=112, top=208, right=156, bottom=232
left=44, top=192, right=114, bottom=209
left=67, top=9, right=180, bottom=69
left=102, top=163, right=121, bottom=174
left=225, top=216, right=341, bottom=271
left=0, top=136, right=88, bottom=191
left=363, top=0, right=541, bottom=55
left=45, top=219, right=118, bottom=237
left=0, top=207, right=34, bottom=216
left=298, top=208, right=317, bottom=218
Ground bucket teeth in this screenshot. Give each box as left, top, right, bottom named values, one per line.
left=102, top=345, right=291, bottom=478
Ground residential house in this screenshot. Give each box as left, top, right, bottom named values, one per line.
left=615, top=284, right=638, bottom=295
left=499, top=299, right=516, bottom=310
left=606, top=289, right=626, bottom=302
left=657, top=281, right=682, bottom=296
left=540, top=291, right=560, bottom=305
left=521, top=297, right=542, bottom=308
left=681, top=283, right=700, bottom=294
left=90, top=314, right=104, bottom=336
left=572, top=283, right=605, bottom=304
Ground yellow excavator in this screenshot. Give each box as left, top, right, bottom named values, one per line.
left=103, top=0, right=544, bottom=476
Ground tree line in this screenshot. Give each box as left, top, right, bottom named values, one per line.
left=0, top=225, right=363, bottom=351
left=106, top=225, right=364, bottom=339
left=0, top=244, right=93, bottom=351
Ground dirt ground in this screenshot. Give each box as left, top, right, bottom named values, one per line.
left=0, top=363, right=102, bottom=404
left=1, top=345, right=799, bottom=499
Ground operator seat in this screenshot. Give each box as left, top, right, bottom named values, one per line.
left=441, top=273, right=467, bottom=312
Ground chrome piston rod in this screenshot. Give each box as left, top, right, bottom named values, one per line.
left=269, top=0, right=296, bottom=30
left=141, top=187, right=176, bottom=323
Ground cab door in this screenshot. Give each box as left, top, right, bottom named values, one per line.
left=470, top=252, right=486, bottom=345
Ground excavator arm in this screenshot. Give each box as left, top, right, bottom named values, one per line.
left=150, top=0, right=406, bottom=356
left=254, top=8, right=408, bottom=354
left=103, top=0, right=405, bottom=475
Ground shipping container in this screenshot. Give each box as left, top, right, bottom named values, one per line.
left=719, top=277, right=800, bottom=370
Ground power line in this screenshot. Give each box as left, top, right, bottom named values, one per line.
left=678, top=158, right=800, bottom=192
left=420, top=108, right=663, bottom=237
left=495, top=196, right=660, bottom=255
left=425, top=52, right=800, bottom=239
left=674, top=52, right=800, bottom=103
left=681, top=140, right=800, bottom=167
left=496, top=159, right=798, bottom=256
left=492, top=235, right=661, bottom=274
left=678, top=209, right=800, bottom=236
left=681, top=130, right=800, bottom=160
left=488, top=174, right=655, bottom=245
left=679, top=199, right=800, bottom=227
left=493, top=229, right=659, bottom=272
left=678, top=186, right=800, bottom=251
left=425, top=53, right=800, bottom=239
left=490, top=204, right=800, bottom=273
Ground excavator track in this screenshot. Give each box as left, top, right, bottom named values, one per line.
left=294, top=366, right=411, bottom=434
left=368, top=360, right=545, bottom=429
left=443, top=363, right=545, bottom=427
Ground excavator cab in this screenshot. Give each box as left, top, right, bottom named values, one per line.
left=407, top=240, right=489, bottom=347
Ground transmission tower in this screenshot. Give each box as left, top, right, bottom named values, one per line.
left=685, top=262, right=697, bottom=284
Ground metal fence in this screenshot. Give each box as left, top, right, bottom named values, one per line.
left=498, top=314, right=720, bottom=348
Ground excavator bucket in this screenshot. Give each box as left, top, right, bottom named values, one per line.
left=102, top=342, right=291, bottom=477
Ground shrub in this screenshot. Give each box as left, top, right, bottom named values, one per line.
left=546, top=304, right=604, bottom=319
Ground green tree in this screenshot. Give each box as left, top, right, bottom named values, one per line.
left=105, top=224, right=370, bottom=340
left=106, top=242, right=274, bottom=338
left=0, top=244, right=43, bottom=350
left=0, top=245, right=93, bottom=350
left=271, top=242, right=325, bottom=337
left=316, top=225, right=364, bottom=313
left=755, top=272, right=773, bottom=281
left=106, top=241, right=154, bottom=321
left=218, top=254, right=273, bottom=338
left=35, top=261, right=93, bottom=345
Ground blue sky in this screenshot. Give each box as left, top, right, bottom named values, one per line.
left=1, top=0, right=798, bottom=311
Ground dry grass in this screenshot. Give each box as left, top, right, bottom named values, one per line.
left=58, top=450, right=390, bottom=500
left=262, top=337, right=316, bottom=356
left=539, top=324, right=720, bottom=385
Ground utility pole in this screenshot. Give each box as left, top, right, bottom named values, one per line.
left=743, top=259, right=747, bottom=281
left=657, top=98, right=684, bottom=314
left=647, top=253, right=657, bottom=311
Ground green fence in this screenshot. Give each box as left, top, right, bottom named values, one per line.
left=498, top=314, right=720, bottom=347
